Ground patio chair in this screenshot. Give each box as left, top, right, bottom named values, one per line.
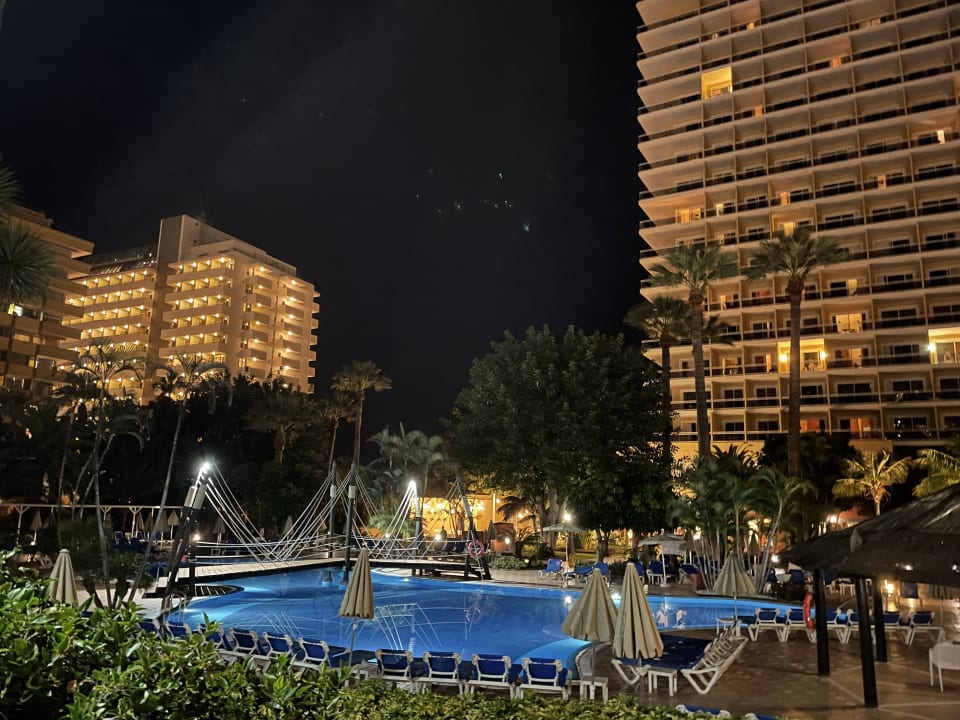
left=538, top=558, right=563, bottom=581
left=563, top=564, right=594, bottom=585
left=374, top=648, right=425, bottom=691
left=298, top=638, right=349, bottom=668
left=467, top=653, right=521, bottom=697
left=517, top=657, right=571, bottom=699
left=746, top=608, right=785, bottom=642
left=421, top=651, right=469, bottom=694
left=229, top=627, right=272, bottom=669
left=930, top=642, right=960, bottom=691
left=648, top=560, right=669, bottom=585
left=163, top=620, right=193, bottom=641
left=903, top=611, right=944, bottom=646
left=263, top=632, right=306, bottom=660
left=781, top=607, right=815, bottom=643
left=824, top=610, right=852, bottom=644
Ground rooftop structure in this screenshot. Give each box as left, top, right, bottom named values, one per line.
left=635, top=0, right=960, bottom=457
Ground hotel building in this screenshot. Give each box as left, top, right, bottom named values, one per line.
left=635, top=0, right=960, bottom=457
left=63, top=215, right=319, bottom=400
left=0, top=206, right=91, bottom=397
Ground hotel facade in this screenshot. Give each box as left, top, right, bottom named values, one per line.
left=635, top=0, right=960, bottom=457
left=0, top=206, right=91, bottom=397
left=62, top=215, right=319, bottom=401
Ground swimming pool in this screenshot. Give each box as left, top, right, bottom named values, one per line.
left=176, top=569, right=792, bottom=665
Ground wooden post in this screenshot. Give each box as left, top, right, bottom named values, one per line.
left=855, top=577, right=879, bottom=707
left=813, top=568, right=830, bottom=675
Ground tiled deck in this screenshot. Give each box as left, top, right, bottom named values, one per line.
left=595, top=605, right=960, bottom=720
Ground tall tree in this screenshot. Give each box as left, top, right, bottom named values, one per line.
left=125, top=354, right=230, bottom=601
left=331, top=360, right=392, bottom=467
left=648, top=244, right=738, bottom=458
left=246, top=385, right=319, bottom=464
left=833, top=450, right=912, bottom=516
left=915, top=444, right=960, bottom=497
left=71, top=340, right=144, bottom=607
left=746, top=228, right=843, bottom=479
left=318, top=391, right=355, bottom=472
left=0, top=223, right=54, bottom=310
left=446, top=325, right=669, bottom=548
left=625, top=295, right=687, bottom=463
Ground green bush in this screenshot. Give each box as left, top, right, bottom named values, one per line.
left=488, top=554, right=527, bottom=569
left=0, top=551, right=770, bottom=720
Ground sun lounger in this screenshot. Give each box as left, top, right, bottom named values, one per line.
left=263, top=632, right=306, bottom=661
left=421, top=651, right=469, bottom=694
left=374, top=649, right=425, bottom=691
left=746, top=608, right=785, bottom=641
left=516, top=657, right=571, bottom=699
left=467, top=653, right=521, bottom=697
left=539, top=558, right=563, bottom=581
left=903, top=611, right=944, bottom=645
left=680, top=633, right=747, bottom=694
left=228, top=628, right=272, bottom=670
left=781, top=607, right=815, bottom=643
left=611, top=656, right=644, bottom=686
left=164, top=620, right=193, bottom=640
left=297, top=638, right=348, bottom=668
left=138, top=618, right=162, bottom=637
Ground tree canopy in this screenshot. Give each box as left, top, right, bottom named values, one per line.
left=445, top=325, right=672, bottom=547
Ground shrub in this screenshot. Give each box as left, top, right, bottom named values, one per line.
left=488, top=555, right=527, bottom=570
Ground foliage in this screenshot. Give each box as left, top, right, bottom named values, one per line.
left=746, top=228, right=843, bottom=478
left=446, top=326, right=671, bottom=556
left=834, top=450, right=912, bottom=515
left=0, top=220, right=54, bottom=308
left=332, top=360, right=392, bottom=467
left=647, top=244, right=738, bottom=458
left=487, top=554, right=527, bottom=569
left=915, top=441, right=960, bottom=497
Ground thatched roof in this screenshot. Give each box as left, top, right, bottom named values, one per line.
left=781, top=483, right=960, bottom=587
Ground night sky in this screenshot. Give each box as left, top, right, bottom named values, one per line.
left=0, top=1, right=642, bottom=446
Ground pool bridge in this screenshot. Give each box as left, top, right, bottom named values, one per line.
left=149, top=545, right=490, bottom=597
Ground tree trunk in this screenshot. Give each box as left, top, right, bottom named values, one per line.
left=55, top=410, right=76, bottom=547
left=327, top=419, right=339, bottom=472
left=274, top=427, right=285, bottom=464
left=352, top=394, right=365, bottom=467
left=92, top=388, right=112, bottom=609
left=127, top=405, right=185, bottom=602
left=689, top=293, right=710, bottom=458
left=661, top=340, right=673, bottom=465
left=788, top=284, right=803, bottom=478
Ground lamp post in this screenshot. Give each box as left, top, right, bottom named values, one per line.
left=342, top=465, right=357, bottom=581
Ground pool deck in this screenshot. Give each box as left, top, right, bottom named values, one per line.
left=129, top=566, right=960, bottom=719
left=495, top=573, right=960, bottom=719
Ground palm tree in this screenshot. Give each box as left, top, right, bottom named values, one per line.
left=318, top=391, right=355, bottom=472
left=833, top=450, right=912, bottom=516
left=746, top=228, right=843, bottom=479
left=51, top=372, right=99, bottom=544
left=648, top=244, right=738, bottom=458
left=246, top=386, right=319, bottom=464
left=71, top=340, right=145, bottom=607
left=0, top=159, right=17, bottom=212
left=0, top=221, right=54, bottom=311
left=331, top=360, right=392, bottom=466
left=914, top=445, right=960, bottom=497
left=625, top=295, right=687, bottom=462
left=125, top=354, right=231, bottom=601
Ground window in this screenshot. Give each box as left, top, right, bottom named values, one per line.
left=756, top=386, right=777, bottom=398
left=757, top=420, right=779, bottom=431
left=702, top=67, right=732, bottom=99
left=723, top=421, right=745, bottom=432
left=891, top=379, right=924, bottom=393
left=834, top=312, right=864, bottom=333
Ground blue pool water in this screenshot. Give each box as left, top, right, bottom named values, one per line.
left=176, top=570, right=792, bottom=664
